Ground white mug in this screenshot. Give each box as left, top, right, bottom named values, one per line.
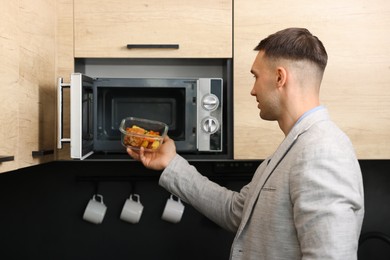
left=120, top=194, right=144, bottom=224
left=83, top=194, right=107, bottom=224
left=161, top=194, right=185, bottom=223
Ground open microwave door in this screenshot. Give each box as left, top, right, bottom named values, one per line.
left=70, top=73, right=94, bottom=160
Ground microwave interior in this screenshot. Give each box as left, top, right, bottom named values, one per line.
left=100, top=87, right=186, bottom=140
left=92, top=78, right=197, bottom=153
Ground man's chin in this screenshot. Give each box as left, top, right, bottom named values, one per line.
left=259, top=112, right=274, bottom=121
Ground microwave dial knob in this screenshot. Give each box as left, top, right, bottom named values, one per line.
left=201, top=117, right=220, bottom=134
left=202, top=94, right=219, bottom=111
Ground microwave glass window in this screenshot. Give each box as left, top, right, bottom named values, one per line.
left=81, top=86, right=94, bottom=154
left=82, top=90, right=93, bottom=140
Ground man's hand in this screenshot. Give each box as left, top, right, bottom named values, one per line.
left=127, top=136, right=176, bottom=171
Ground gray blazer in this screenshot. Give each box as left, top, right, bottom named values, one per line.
left=159, top=108, right=364, bottom=259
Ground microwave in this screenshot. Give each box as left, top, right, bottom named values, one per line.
left=57, top=73, right=233, bottom=160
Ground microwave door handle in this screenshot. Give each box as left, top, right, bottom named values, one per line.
left=57, top=77, right=71, bottom=149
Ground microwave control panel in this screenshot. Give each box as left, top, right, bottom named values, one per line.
left=197, top=78, right=223, bottom=152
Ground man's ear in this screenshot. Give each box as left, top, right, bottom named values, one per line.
left=276, top=66, right=287, bottom=88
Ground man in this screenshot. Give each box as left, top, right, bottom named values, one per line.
left=127, top=28, right=365, bottom=259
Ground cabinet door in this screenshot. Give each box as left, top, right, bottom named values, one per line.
left=234, top=0, right=390, bottom=159
left=74, top=0, right=232, bottom=58
left=0, top=1, right=56, bottom=173
left=18, top=0, right=57, bottom=168
left=0, top=1, right=19, bottom=172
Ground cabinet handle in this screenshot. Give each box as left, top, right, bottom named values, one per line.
left=0, top=156, right=14, bottom=163
left=32, top=150, right=54, bottom=157
left=126, top=44, right=179, bottom=49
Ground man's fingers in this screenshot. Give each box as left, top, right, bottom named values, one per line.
left=127, top=148, right=140, bottom=160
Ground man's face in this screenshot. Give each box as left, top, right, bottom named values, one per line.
left=250, top=51, right=280, bottom=121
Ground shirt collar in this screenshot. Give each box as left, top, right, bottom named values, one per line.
left=294, top=105, right=325, bottom=126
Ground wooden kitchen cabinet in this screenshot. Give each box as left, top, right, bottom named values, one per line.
left=233, top=0, right=390, bottom=159
left=0, top=0, right=56, bottom=173
left=74, top=0, right=232, bottom=58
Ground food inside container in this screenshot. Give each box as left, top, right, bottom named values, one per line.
left=119, top=117, right=168, bottom=152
